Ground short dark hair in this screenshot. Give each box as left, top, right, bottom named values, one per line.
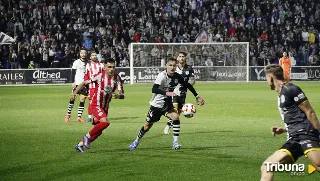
left=175, top=51, right=188, bottom=58
left=104, top=58, right=115, bottom=64
left=264, top=64, right=284, bottom=80
left=166, top=57, right=177, bottom=64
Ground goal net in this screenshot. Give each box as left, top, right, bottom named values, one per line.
left=129, top=43, right=249, bottom=84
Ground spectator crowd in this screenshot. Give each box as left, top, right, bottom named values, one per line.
left=0, top=0, right=320, bottom=69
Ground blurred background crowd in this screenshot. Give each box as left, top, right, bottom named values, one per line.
left=0, top=0, right=320, bottom=69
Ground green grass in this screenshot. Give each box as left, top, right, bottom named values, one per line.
left=0, top=82, right=320, bottom=181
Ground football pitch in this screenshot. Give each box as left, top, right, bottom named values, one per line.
left=0, top=82, right=319, bottom=181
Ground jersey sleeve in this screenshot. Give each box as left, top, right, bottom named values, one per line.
left=72, top=60, right=78, bottom=69
left=288, top=85, right=308, bottom=106
left=116, top=74, right=124, bottom=94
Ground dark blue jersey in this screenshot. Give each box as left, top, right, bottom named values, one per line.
left=176, top=64, right=194, bottom=94
left=278, top=83, right=316, bottom=136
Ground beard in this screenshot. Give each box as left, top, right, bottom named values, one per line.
left=270, top=82, right=275, bottom=90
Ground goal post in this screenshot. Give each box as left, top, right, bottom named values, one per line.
left=129, top=42, right=250, bottom=84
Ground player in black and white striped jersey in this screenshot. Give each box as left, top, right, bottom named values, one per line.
left=128, top=57, right=184, bottom=150
left=64, top=49, right=89, bottom=123
left=164, top=51, right=205, bottom=134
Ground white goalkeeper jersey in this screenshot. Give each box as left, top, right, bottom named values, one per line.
left=149, top=70, right=182, bottom=108
left=72, top=58, right=87, bottom=85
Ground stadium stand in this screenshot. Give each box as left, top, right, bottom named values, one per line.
left=0, top=0, right=319, bottom=69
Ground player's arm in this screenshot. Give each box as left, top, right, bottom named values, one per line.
left=299, top=101, right=320, bottom=131
left=291, top=86, right=320, bottom=131
left=271, top=126, right=287, bottom=136
left=113, top=74, right=125, bottom=99
left=189, top=67, right=195, bottom=85
left=71, top=72, right=100, bottom=101
left=186, top=83, right=205, bottom=105
left=70, top=80, right=90, bottom=101
left=152, top=72, right=176, bottom=96
left=152, top=84, right=176, bottom=96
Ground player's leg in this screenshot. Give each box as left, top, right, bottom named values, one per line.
left=166, top=111, right=181, bottom=150
left=164, top=102, right=175, bottom=135
left=76, top=107, right=110, bottom=151
left=164, top=120, right=173, bottom=134
left=87, top=100, right=92, bottom=122
left=65, top=87, right=77, bottom=122
left=261, top=140, right=300, bottom=181
left=76, top=94, right=86, bottom=122
left=306, top=150, right=320, bottom=171
left=129, top=106, right=160, bottom=151
left=83, top=117, right=110, bottom=148
left=128, top=121, right=154, bottom=151
left=284, top=70, right=290, bottom=83
left=301, top=134, right=320, bottom=171
left=86, top=88, right=94, bottom=122
left=260, top=151, right=294, bottom=181
left=164, top=96, right=184, bottom=135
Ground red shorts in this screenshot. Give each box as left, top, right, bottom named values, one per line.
left=88, top=88, right=96, bottom=100
left=90, top=105, right=109, bottom=124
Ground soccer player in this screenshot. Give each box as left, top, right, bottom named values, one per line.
left=128, top=57, right=185, bottom=151
left=64, top=49, right=89, bottom=122
left=279, top=52, right=291, bottom=83
left=260, top=64, right=320, bottom=181
left=84, top=51, right=104, bottom=122
left=163, top=51, right=205, bottom=134
left=73, top=58, right=124, bottom=152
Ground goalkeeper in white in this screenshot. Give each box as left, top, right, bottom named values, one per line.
left=164, top=51, right=205, bottom=134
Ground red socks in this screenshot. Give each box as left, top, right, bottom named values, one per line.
left=90, top=131, right=103, bottom=142
left=89, top=122, right=110, bottom=136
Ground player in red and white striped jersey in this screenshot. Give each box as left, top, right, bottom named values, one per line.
left=84, top=52, right=104, bottom=122
left=71, top=58, right=124, bottom=152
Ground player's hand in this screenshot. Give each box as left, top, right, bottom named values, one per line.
left=166, top=92, right=176, bottom=97
left=70, top=93, right=77, bottom=101
left=196, top=96, right=205, bottom=106
left=112, top=93, right=125, bottom=99
left=271, top=126, right=286, bottom=136
left=72, top=82, right=76, bottom=88
left=112, top=93, right=119, bottom=99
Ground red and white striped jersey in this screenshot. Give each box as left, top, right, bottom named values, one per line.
left=90, top=71, right=124, bottom=111
left=84, top=62, right=104, bottom=89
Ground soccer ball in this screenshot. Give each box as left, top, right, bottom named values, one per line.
left=181, top=103, right=196, bottom=118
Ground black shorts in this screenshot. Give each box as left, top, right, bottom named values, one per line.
left=146, top=101, right=175, bottom=123
left=72, top=85, right=88, bottom=96
left=173, top=95, right=186, bottom=110
left=277, top=131, right=320, bottom=162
